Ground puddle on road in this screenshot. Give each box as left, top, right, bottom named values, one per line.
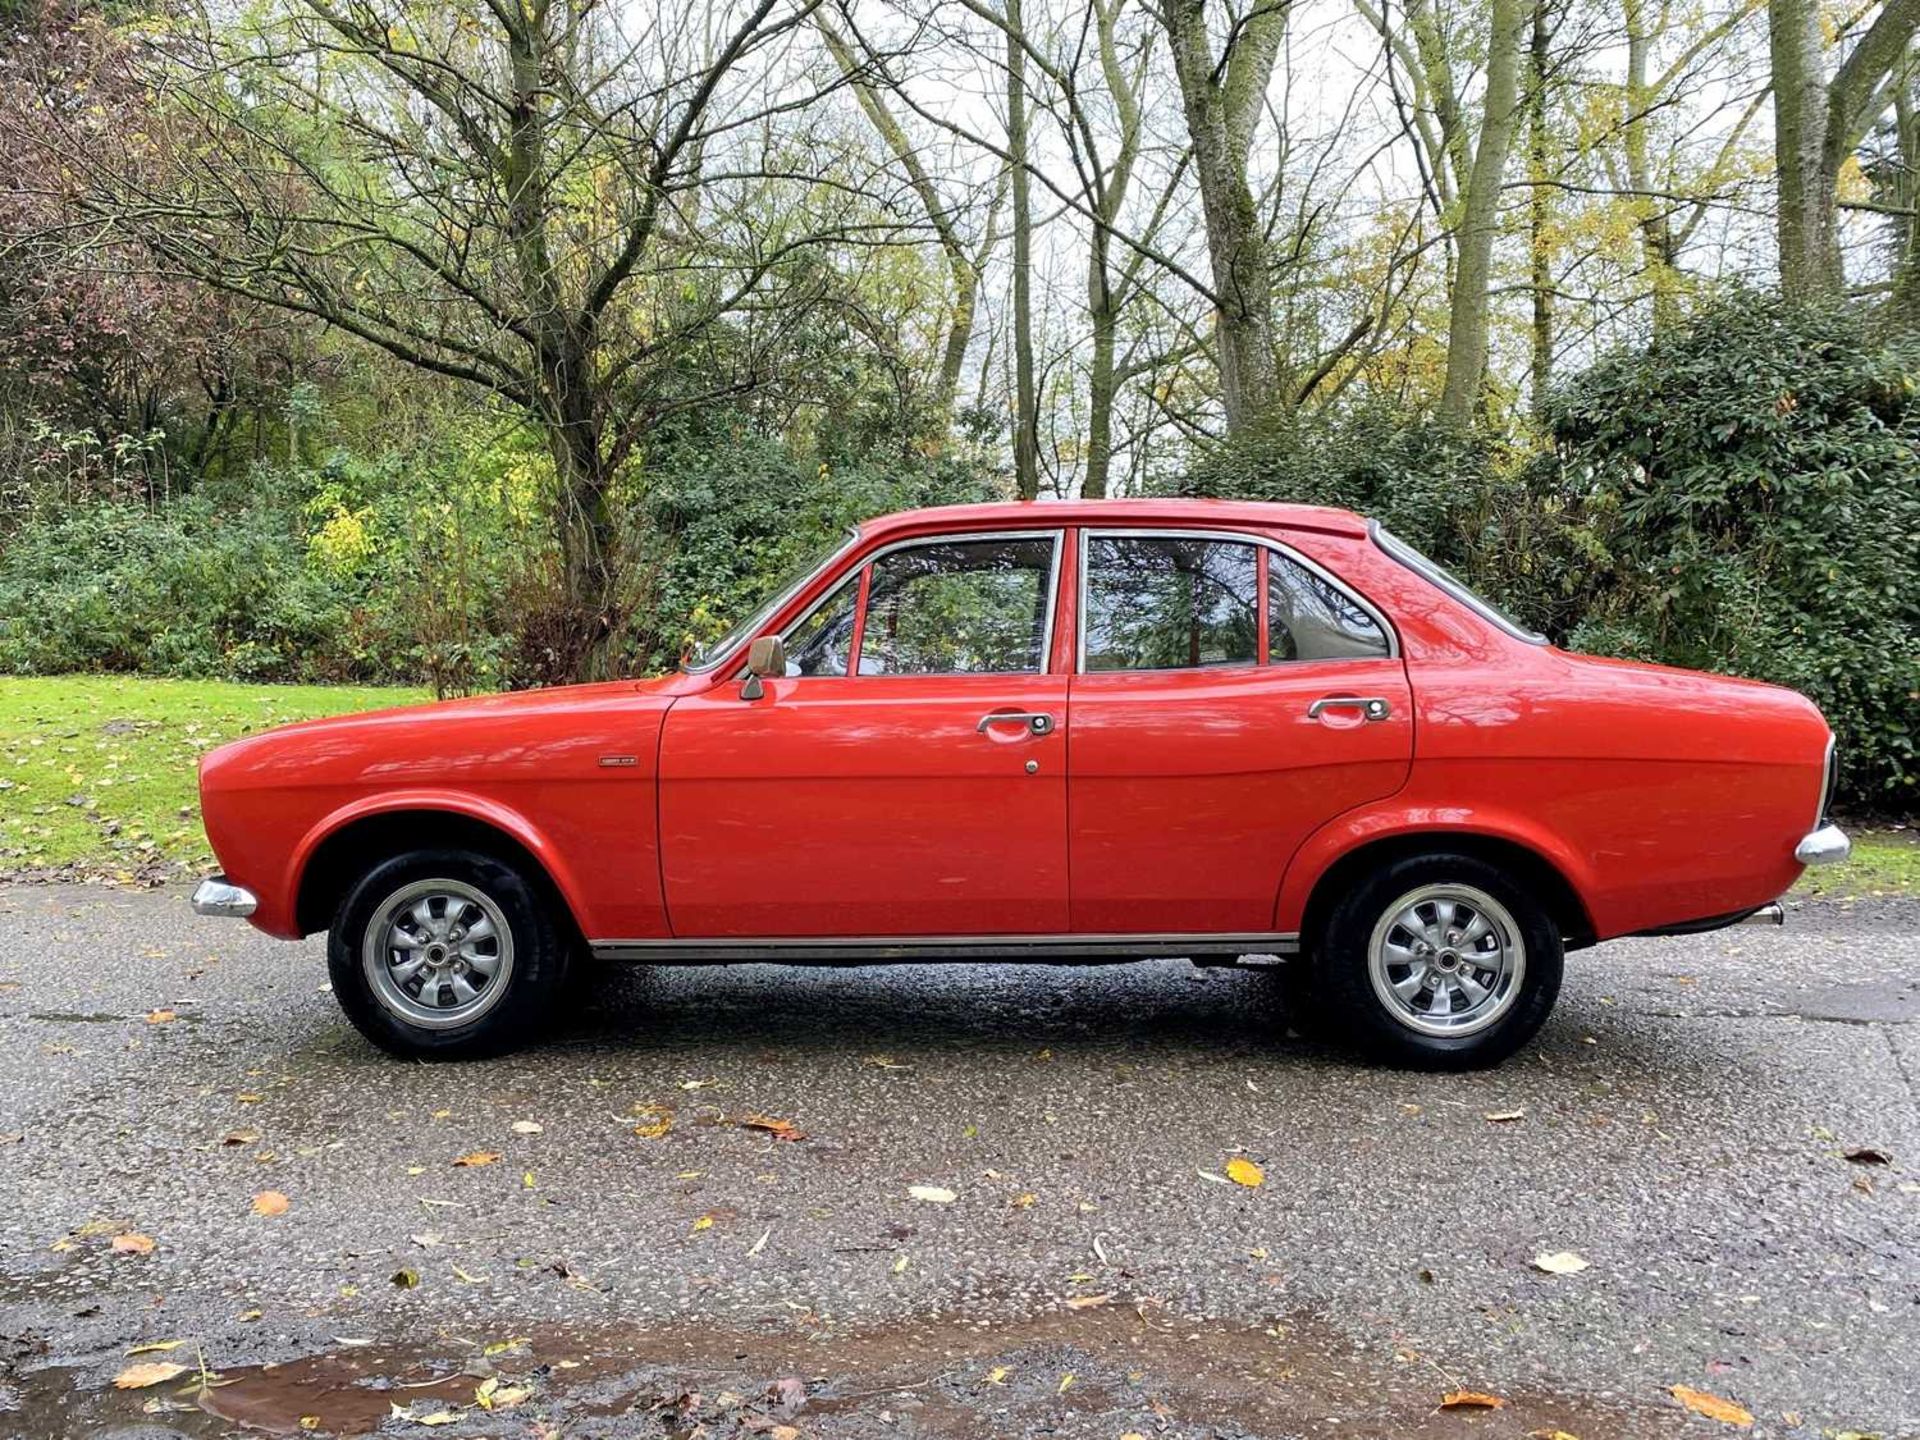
left=0, top=1307, right=1690, bottom=1439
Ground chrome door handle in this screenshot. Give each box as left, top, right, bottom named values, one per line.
left=1308, top=696, right=1390, bottom=721
left=977, top=711, right=1055, bottom=735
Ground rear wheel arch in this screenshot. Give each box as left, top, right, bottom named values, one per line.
left=1297, top=831, right=1596, bottom=958
left=294, top=808, right=586, bottom=950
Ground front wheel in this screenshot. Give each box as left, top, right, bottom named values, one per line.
left=1310, top=852, right=1563, bottom=1069
left=327, top=849, right=570, bottom=1059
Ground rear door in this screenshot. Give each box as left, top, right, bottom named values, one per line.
left=1066, top=529, right=1412, bottom=935
left=658, top=531, right=1069, bottom=938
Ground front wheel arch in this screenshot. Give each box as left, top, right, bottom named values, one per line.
left=296, top=808, right=585, bottom=953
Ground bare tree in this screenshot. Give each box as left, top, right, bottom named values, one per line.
left=1157, top=0, right=1288, bottom=432
left=1770, top=0, right=1920, bottom=298
left=23, top=0, right=896, bottom=675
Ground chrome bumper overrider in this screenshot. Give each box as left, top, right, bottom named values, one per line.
left=1795, top=823, right=1851, bottom=866
left=191, top=875, right=258, bottom=918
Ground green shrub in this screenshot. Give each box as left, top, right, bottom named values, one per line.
left=1545, top=292, right=1919, bottom=808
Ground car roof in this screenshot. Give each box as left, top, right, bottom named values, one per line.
left=857, top=498, right=1369, bottom=542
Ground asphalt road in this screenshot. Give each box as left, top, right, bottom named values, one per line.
left=0, top=884, right=1914, bottom=1440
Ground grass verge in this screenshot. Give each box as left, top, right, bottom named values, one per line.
left=1792, top=824, right=1919, bottom=900
left=0, top=675, right=425, bottom=880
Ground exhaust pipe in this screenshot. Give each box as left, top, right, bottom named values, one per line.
left=1738, top=902, right=1785, bottom=926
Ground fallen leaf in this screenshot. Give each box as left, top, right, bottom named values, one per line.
left=986, top=1366, right=1010, bottom=1385
left=1440, top=1390, right=1506, bottom=1410
left=740, top=1114, right=806, bottom=1142
left=1483, top=1108, right=1526, bottom=1123
left=114, top=1362, right=188, bottom=1389
left=1528, top=1431, right=1582, bottom=1439
left=892, top=1254, right=909, bottom=1273
left=391, top=1268, right=420, bottom=1288
left=692, top=1215, right=715, bottom=1232
left=908, top=1185, right=956, bottom=1204
left=1669, top=1385, right=1753, bottom=1428
left=221, top=1129, right=260, bottom=1146
left=111, top=1232, right=155, bottom=1255
left=145, top=1010, right=176, bottom=1025
left=1531, top=1250, right=1590, bottom=1275
left=1842, top=1146, right=1892, bottom=1165
left=631, top=1109, right=673, bottom=1140
left=747, top=1227, right=770, bottom=1257
left=1057, top=1373, right=1075, bottom=1394
left=510, top=1120, right=543, bottom=1135
left=389, top=1403, right=460, bottom=1426
left=1225, top=1156, right=1264, bottom=1188
left=451, top=1264, right=489, bottom=1285
left=1195, top=1169, right=1232, bottom=1185
left=452, top=1150, right=501, bottom=1168
left=251, top=1191, right=289, bottom=1217
left=1065, top=1292, right=1113, bottom=1309
left=125, top=1340, right=185, bottom=1355
left=1012, top=1192, right=1037, bottom=1208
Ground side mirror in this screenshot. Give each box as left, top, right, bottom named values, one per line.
left=740, top=635, right=786, bottom=700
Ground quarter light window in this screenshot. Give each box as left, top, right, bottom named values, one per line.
left=1084, top=536, right=1259, bottom=671
left=783, top=577, right=859, bottom=676
left=859, top=537, right=1055, bottom=675
left=1268, top=551, right=1390, bottom=660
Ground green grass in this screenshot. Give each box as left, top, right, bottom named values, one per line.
left=0, top=675, right=426, bottom=878
left=1, top=674, right=1915, bottom=898
left=1793, top=825, right=1920, bottom=900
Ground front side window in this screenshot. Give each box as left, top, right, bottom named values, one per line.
left=1268, top=551, right=1391, bottom=660
left=859, top=537, right=1056, bottom=675
left=1083, top=535, right=1260, bottom=671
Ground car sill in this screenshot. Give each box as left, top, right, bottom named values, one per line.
left=589, top=932, right=1302, bottom=963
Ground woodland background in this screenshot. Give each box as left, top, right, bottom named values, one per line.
left=0, top=0, right=1914, bottom=808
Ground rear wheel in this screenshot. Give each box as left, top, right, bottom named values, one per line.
left=327, top=849, right=569, bottom=1059
left=1310, top=851, right=1562, bottom=1069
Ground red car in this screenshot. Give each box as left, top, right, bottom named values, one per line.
left=192, top=500, right=1848, bottom=1067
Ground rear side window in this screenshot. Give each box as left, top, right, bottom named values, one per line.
left=1269, top=551, right=1390, bottom=660
left=1083, top=535, right=1260, bottom=671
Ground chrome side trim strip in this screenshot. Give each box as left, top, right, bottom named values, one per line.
left=1795, top=823, right=1850, bottom=866
left=191, top=875, right=258, bottom=918
left=589, top=931, right=1301, bottom=963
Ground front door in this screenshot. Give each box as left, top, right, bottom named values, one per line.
left=1067, top=530, right=1413, bottom=935
left=659, top=532, right=1068, bottom=938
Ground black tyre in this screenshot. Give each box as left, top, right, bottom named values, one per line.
left=327, top=848, right=570, bottom=1059
left=1310, top=851, right=1562, bottom=1069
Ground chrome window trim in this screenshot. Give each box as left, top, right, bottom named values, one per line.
left=685, top=527, right=862, bottom=674
left=1369, top=520, right=1547, bottom=646
left=774, top=528, right=1066, bottom=679
left=1076, top=526, right=1400, bottom=673
left=591, top=930, right=1300, bottom=962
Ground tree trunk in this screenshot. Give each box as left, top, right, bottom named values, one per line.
left=1439, top=0, right=1527, bottom=426
left=1161, top=0, right=1285, bottom=434
left=1890, top=74, right=1920, bottom=328
left=1085, top=225, right=1118, bottom=498
left=1623, top=0, right=1681, bottom=328
left=1527, top=0, right=1555, bottom=416
left=1770, top=0, right=1841, bottom=299
left=1005, top=0, right=1040, bottom=498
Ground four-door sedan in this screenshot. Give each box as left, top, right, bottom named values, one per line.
left=192, top=499, right=1848, bottom=1067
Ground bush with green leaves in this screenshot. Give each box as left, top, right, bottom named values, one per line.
left=1543, top=292, right=1918, bottom=808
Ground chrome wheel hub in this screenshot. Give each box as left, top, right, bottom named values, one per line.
left=1367, top=883, right=1525, bottom=1038
left=362, top=879, right=514, bottom=1030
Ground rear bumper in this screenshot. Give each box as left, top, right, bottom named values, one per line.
left=191, top=875, right=258, bottom=918
left=1795, top=823, right=1851, bottom=866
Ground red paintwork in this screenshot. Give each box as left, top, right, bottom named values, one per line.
left=198, top=499, right=1832, bottom=949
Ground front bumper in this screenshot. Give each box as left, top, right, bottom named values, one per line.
left=1795, top=823, right=1851, bottom=866
left=191, top=875, right=258, bottom=918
